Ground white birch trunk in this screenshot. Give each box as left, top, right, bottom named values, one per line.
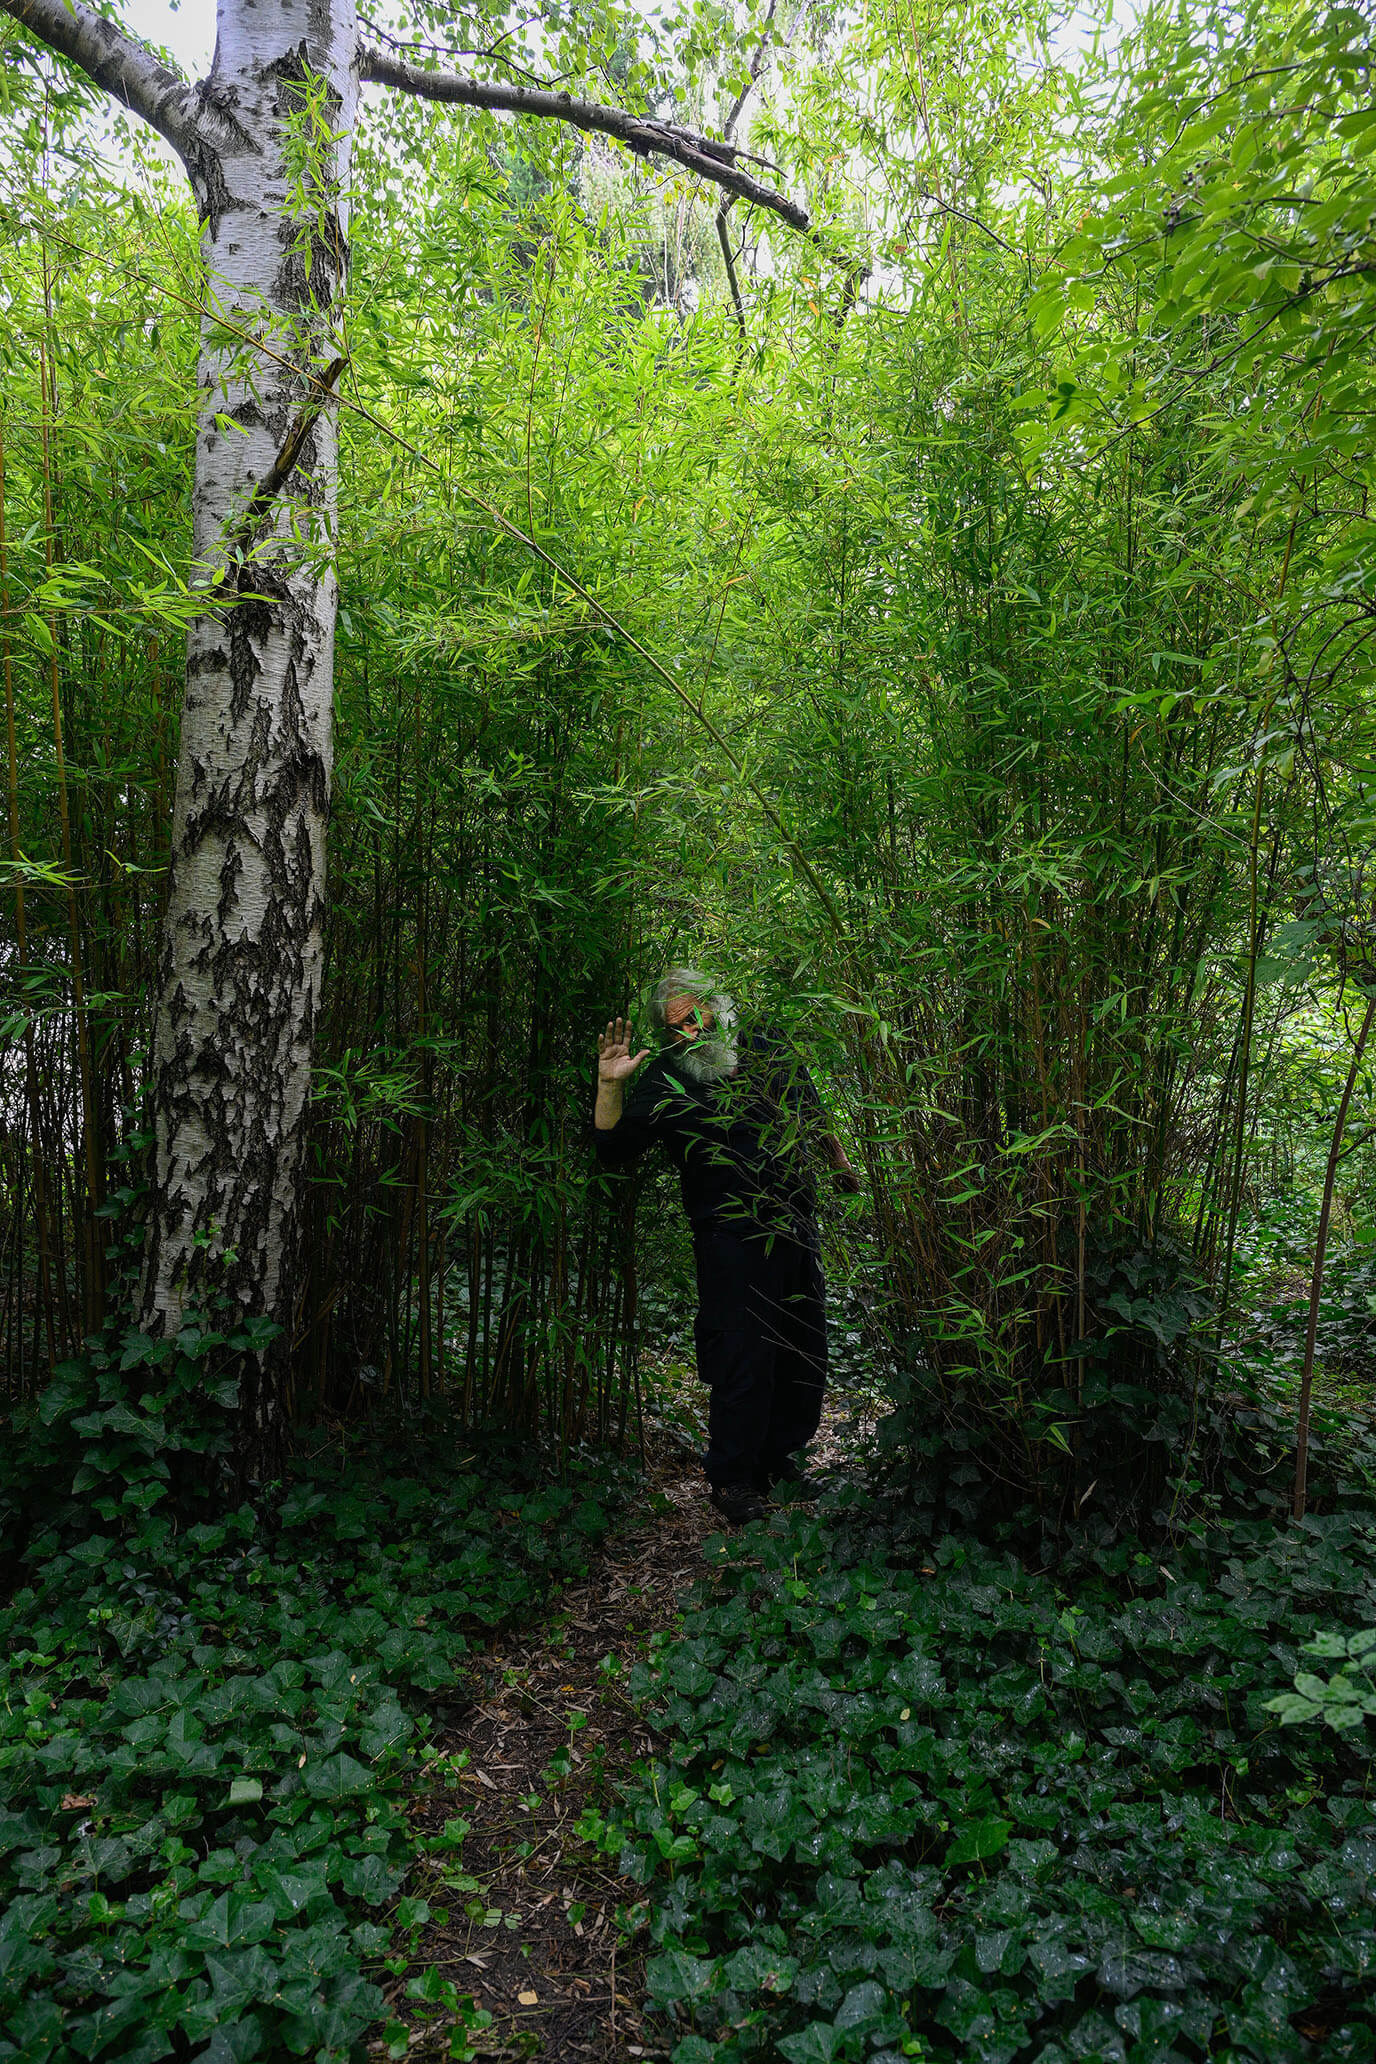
left=142, top=0, right=357, bottom=1344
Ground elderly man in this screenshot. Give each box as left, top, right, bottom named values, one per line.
left=593, top=969, right=860, bottom=1526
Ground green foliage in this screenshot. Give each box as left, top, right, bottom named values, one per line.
left=612, top=1494, right=1376, bottom=2062
left=1029, top=0, right=1376, bottom=978
left=0, top=1379, right=625, bottom=2063
left=1227, top=1195, right=1376, bottom=1404
left=1, top=1315, right=278, bottom=1556
left=5, top=0, right=1374, bottom=1492
left=6, top=2, right=1376, bottom=2057
left=1270, top=1629, right=1376, bottom=1734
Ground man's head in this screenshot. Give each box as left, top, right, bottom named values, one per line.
left=649, top=966, right=739, bottom=1085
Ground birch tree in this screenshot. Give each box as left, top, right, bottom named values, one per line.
left=0, top=0, right=809, bottom=1391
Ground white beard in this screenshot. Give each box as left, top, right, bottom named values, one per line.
left=675, top=994, right=739, bottom=1085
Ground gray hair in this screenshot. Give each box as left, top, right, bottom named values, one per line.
left=649, top=967, right=740, bottom=1081
left=647, top=966, right=719, bottom=1032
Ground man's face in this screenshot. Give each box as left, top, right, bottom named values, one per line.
left=665, top=986, right=738, bottom=1084
left=665, top=994, right=715, bottom=1044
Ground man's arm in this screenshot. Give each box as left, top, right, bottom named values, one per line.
left=822, top=1131, right=864, bottom=1193
left=776, top=1038, right=864, bottom=1193
left=593, top=1015, right=653, bottom=1167
left=595, top=1076, right=627, bottom=1130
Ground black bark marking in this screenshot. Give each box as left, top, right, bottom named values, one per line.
left=225, top=590, right=277, bottom=723
left=185, top=136, right=233, bottom=235
left=216, top=835, right=244, bottom=931
left=261, top=42, right=349, bottom=315
left=186, top=638, right=229, bottom=681
left=272, top=219, right=348, bottom=313
left=214, top=398, right=270, bottom=436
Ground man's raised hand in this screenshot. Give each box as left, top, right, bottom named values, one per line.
left=597, top=1016, right=650, bottom=1084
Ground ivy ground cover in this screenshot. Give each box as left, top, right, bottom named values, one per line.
left=613, top=1495, right=1376, bottom=2064
left=0, top=1431, right=623, bottom=2063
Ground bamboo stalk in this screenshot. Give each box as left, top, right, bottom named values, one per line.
left=414, top=700, right=432, bottom=1402
left=38, top=315, right=104, bottom=1333
left=1216, top=731, right=1272, bottom=1319
left=0, top=412, right=58, bottom=1376
left=1291, top=990, right=1375, bottom=1523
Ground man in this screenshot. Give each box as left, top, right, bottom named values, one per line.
left=593, top=969, right=861, bottom=1526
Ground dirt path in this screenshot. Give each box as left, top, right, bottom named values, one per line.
left=379, top=1387, right=871, bottom=2061
left=380, top=1421, right=706, bottom=2062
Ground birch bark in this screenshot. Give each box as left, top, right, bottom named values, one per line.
left=142, top=0, right=357, bottom=1340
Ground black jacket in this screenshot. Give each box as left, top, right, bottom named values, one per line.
left=593, top=1028, right=824, bottom=1241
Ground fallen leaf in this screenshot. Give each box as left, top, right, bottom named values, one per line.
left=61, top=1794, right=93, bottom=1812
left=475, top=1769, right=498, bottom=1790
left=517, top=1989, right=539, bottom=2006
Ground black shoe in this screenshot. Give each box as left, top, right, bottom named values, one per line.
left=710, top=1483, right=767, bottom=1527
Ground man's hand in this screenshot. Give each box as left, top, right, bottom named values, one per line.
left=595, top=1016, right=649, bottom=1130
left=822, top=1131, right=864, bottom=1195
left=597, top=1017, right=649, bottom=1083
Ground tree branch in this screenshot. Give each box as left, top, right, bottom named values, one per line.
left=358, top=46, right=811, bottom=235
left=205, top=356, right=350, bottom=598
left=722, top=0, right=780, bottom=145
left=0, top=0, right=205, bottom=166
left=716, top=213, right=749, bottom=340
left=715, top=0, right=781, bottom=344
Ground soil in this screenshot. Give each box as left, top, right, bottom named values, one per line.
left=385, top=1422, right=701, bottom=2063
left=374, top=1379, right=874, bottom=2062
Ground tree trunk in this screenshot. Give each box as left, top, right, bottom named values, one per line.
left=141, top=0, right=357, bottom=1352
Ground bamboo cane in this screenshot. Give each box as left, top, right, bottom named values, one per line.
left=0, top=413, right=58, bottom=1376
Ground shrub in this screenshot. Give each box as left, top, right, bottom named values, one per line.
left=0, top=1349, right=625, bottom=2063
left=612, top=1494, right=1376, bottom=2063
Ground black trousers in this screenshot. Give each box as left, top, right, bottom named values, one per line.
left=692, top=1222, right=827, bottom=1490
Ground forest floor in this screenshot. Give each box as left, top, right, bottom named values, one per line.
left=380, top=1376, right=876, bottom=2061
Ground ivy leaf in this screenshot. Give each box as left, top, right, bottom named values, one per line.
left=670, top=2041, right=718, bottom=2064
left=778, top=2022, right=840, bottom=2063
left=646, top=1949, right=720, bottom=2003
left=834, top=1980, right=888, bottom=2030
left=302, top=1754, right=375, bottom=1800
left=944, top=1816, right=1012, bottom=1868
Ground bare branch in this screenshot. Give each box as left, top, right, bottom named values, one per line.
left=358, top=46, right=811, bottom=235
left=722, top=0, right=780, bottom=143
left=714, top=0, right=782, bottom=343
left=906, top=188, right=1018, bottom=254
left=358, top=10, right=552, bottom=90
left=716, top=211, right=749, bottom=341
left=0, top=0, right=205, bottom=165
left=206, top=357, right=350, bottom=600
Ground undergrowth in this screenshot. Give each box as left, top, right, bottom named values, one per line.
left=605, top=1421, right=1376, bottom=2064
left=0, top=1325, right=629, bottom=2064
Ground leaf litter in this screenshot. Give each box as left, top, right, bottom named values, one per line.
left=383, top=1380, right=876, bottom=2060
left=379, top=1422, right=710, bottom=2059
